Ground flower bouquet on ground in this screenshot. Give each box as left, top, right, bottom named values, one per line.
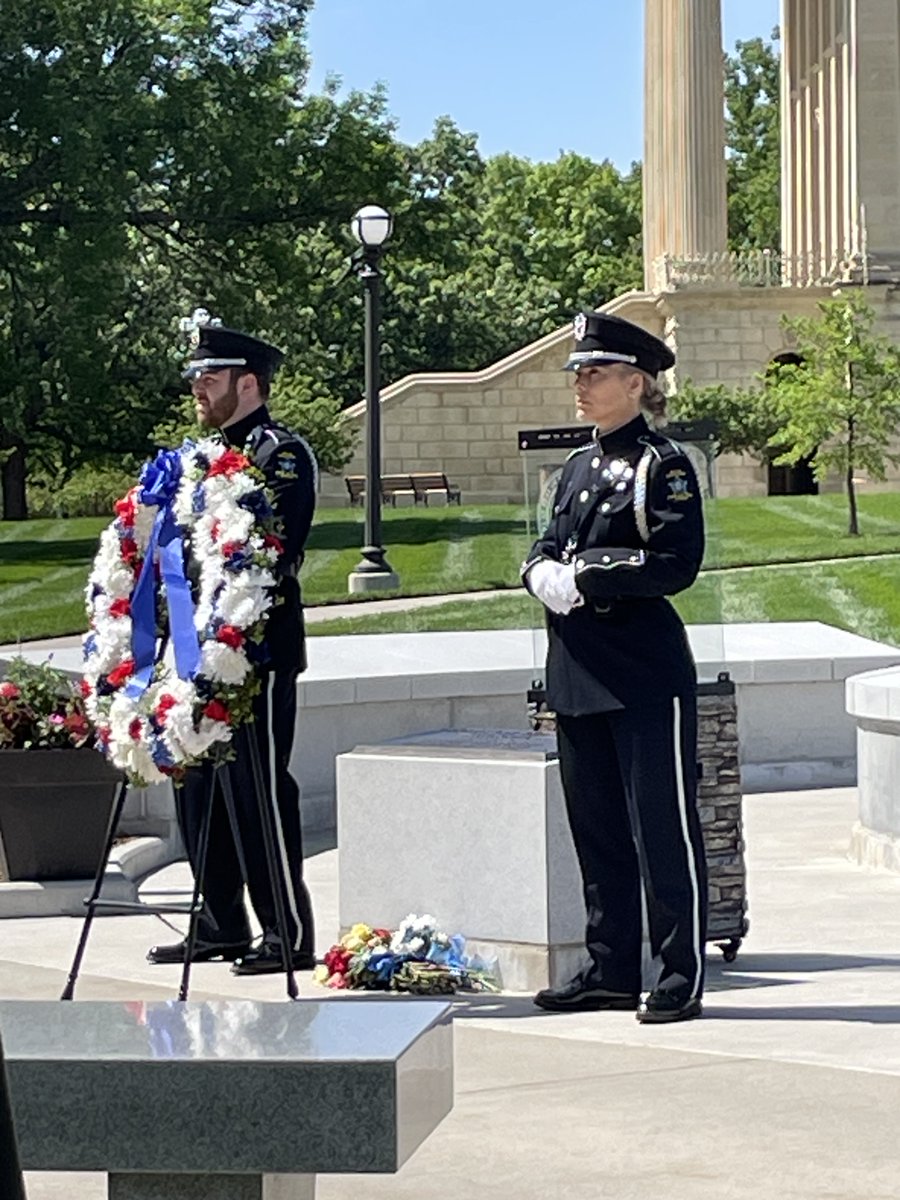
left=314, top=914, right=501, bottom=995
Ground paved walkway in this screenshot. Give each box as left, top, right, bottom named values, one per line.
left=5, top=787, right=900, bottom=1199
left=0, top=590, right=518, bottom=657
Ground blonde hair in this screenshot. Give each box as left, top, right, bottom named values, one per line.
left=612, top=364, right=668, bottom=427
left=639, top=372, right=668, bottom=428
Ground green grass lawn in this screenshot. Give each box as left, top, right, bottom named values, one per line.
left=310, top=558, right=900, bottom=645
left=2, top=493, right=900, bottom=644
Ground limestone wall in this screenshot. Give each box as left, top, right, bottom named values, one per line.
left=321, top=282, right=900, bottom=505
left=321, top=292, right=664, bottom=506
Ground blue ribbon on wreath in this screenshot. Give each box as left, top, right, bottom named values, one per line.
left=125, top=448, right=201, bottom=699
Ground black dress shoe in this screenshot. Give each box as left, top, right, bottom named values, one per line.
left=146, top=938, right=252, bottom=965
left=230, top=945, right=318, bottom=976
left=533, top=974, right=640, bottom=1013
left=635, top=990, right=703, bottom=1024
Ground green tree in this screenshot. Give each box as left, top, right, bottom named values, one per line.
left=725, top=30, right=781, bottom=251
left=764, top=293, right=900, bottom=535
left=671, top=379, right=780, bottom=459
left=0, top=0, right=402, bottom=518
left=466, top=153, right=643, bottom=359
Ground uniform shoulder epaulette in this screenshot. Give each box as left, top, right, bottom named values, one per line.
left=248, top=421, right=319, bottom=489
left=247, top=420, right=293, bottom=452
left=637, top=431, right=686, bottom=465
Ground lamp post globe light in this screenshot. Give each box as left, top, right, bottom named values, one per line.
left=347, top=204, right=400, bottom=594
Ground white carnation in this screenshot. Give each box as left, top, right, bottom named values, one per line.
left=133, top=502, right=157, bottom=548
left=200, top=640, right=251, bottom=685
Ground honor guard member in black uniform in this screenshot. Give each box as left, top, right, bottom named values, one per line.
left=148, top=315, right=318, bottom=975
left=522, top=311, right=707, bottom=1024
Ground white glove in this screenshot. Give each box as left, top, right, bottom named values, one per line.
left=527, top=559, right=582, bottom=615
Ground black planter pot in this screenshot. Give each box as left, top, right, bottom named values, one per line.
left=0, top=749, right=123, bottom=882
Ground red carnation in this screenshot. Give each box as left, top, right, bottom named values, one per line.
left=221, top=540, right=241, bottom=558
left=107, top=659, right=135, bottom=688
left=203, top=699, right=231, bottom=724
left=79, top=679, right=92, bottom=698
left=109, top=597, right=131, bottom=618
left=120, top=537, right=139, bottom=567
left=128, top=718, right=142, bottom=740
left=215, top=625, right=244, bottom=650
left=324, top=947, right=352, bottom=974
left=155, top=693, right=178, bottom=725
left=114, top=490, right=137, bottom=526
left=210, top=519, right=221, bottom=541
left=0, top=682, right=20, bottom=700
left=207, top=449, right=250, bottom=477
left=263, top=533, right=284, bottom=555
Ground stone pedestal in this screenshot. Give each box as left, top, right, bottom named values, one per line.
left=846, top=665, right=900, bottom=871
left=347, top=568, right=400, bottom=594
left=337, top=731, right=585, bottom=991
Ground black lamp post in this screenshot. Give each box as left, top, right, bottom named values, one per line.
left=347, top=204, right=400, bottom=594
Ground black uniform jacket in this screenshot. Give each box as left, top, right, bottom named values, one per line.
left=223, top=406, right=317, bottom=674
left=522, top=414, right=704, bottom=716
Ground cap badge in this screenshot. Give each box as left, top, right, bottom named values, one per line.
left=179, top=307, right=223, bottom=349
left=573, top=313, right=587, bottom=342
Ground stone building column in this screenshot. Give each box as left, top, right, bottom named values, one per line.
left=782, top=0, right=900, bottom=282
left=855, top=0, right=900, bottom=273
left=643, top=0, right=728, bottom=290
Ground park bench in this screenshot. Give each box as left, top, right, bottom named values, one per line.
left=344, top=474, right=417, bottom=506
left=410, top=472, right=462, bottom=505
left=1, top=997, right=452, bottom=1200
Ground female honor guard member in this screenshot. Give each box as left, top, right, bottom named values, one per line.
left=148, top=315, right=318, bottom=975
left=522, top=311, right=707, bottom=1024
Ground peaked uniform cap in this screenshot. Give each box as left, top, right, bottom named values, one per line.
left=183, top=323, right=285, bottom=381
left=564, top=311, right=675, bottom=375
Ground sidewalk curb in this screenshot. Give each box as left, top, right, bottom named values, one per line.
left=0, top=835, right=183, bottom=919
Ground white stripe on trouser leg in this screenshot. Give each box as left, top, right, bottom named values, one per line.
left=672, top=696, right=702, bottom=999
left=265, top=674, right=302, bottom=951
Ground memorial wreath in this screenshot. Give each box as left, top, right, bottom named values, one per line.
left=82, top=439, right=283, bottom=786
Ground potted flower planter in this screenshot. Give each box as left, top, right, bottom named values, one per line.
left=0, top=749, right=122, bottom=882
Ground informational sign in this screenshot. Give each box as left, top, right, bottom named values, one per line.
left=535, top=466, right=564, bottom=535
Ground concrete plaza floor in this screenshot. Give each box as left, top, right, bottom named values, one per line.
left=4, top=787, right=900, bottom=1199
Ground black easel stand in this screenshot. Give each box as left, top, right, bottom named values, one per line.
left=0, top=1032, right=26, bottom=1200
left=61, top=734, right=299, bottom=1002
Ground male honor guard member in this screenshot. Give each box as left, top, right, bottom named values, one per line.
left=148, top=312, right=318, bottom=974
left=522, top=311, right=707, bottom=1023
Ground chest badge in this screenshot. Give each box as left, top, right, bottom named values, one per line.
left=601, top=458, right=635, bottom=492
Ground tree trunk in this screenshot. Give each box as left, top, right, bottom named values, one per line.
left=846, top=417, right=859, bottom=536
left=1, top=446, right=27, bottom=521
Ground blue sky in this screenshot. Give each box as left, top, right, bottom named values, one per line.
left=305, top=1, right=781, bottom=167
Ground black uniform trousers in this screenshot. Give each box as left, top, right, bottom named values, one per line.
left=555, top=693, right=707, bottom=999
left=174, top=668, right=314, bottom=954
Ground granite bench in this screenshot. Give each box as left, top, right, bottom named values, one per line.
left=0, top=998, right=452, bottom=1199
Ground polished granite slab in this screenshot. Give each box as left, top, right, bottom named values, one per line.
left=0, top=999, right=452, bottom=1175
